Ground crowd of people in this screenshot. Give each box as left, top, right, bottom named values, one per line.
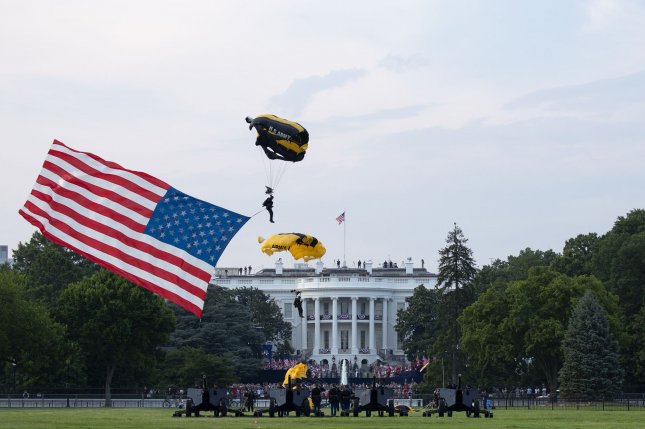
left=263, top=357, right=429, bottom=378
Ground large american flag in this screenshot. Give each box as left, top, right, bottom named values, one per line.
left=336, top=211, right=345, bottom=224
left=19, top=140, right=249, bottom=317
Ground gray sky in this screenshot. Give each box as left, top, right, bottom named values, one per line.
left=2, top=0, right=644, bottom=273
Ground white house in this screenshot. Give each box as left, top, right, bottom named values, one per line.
left=213, top=258, right=437, bottom=367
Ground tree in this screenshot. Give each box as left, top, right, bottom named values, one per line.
left=156, top=347, right=236, bottom=389
left=461, top=267, right=621, bottom=394
left=12, top=232, right=98, bottom=304
left=235, top=287, right=292, bottom=345
left=459, top=285, right=518, bottom=388
left=56, top=269, right=175, bottom=406
left=169, top=286, right=266, bottom=382
left=551, top=233, right=600, bottom=277
left=436, top=223, right=477, bottom=384
left=559, top=291, right=623, bottom=400
left=590, top=209, right=645, bottom=383
left=472, top=248, right=559, bottom=293
left=395, top=285, right=444, bottom=360
left=0, top=270, right=80, bottom=389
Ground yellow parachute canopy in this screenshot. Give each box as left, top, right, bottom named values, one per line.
left=258, top=233, right=326, bottom=262
left=282, top=362, right=308, bottom=387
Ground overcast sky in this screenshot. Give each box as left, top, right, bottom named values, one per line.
left=2, top=0, right=644, bottom=273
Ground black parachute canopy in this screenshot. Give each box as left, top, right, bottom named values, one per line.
left=246, top=114, right=308, bottom=162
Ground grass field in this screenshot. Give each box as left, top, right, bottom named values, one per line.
left=0, top=408, right=644, bottom=429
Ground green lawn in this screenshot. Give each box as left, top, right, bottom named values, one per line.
left=0, top=408, right=644, bottom=429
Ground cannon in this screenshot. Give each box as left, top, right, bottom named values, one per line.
left=183, top=376, right=229, bottom=417
left=423, top=374, right=492, bottom=418
left=351, top=377, right=396, bottom=417
left=253, top=376, right=311, bottom=417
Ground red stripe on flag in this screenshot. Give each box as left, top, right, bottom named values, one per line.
left=21, top=200, right=208, bottom=300
left=49, top=148, right=164, bottom=205
left=35, top=176, right=148, bottom=233
left=19, top=208, right=204, bottom=317
left=52, top=140, right=170, bottom=190
left=26, top=190, right=210, bottom=284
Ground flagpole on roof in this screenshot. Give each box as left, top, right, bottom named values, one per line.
left=343, top=209, right=346, bottom=268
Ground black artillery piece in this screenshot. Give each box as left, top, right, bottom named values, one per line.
left=181, top=375, right=229, bottom=417
left=254, top=376, right=311, bottom=417
left=351, top=377, right=396, bottom=417
left=423, top=374, right=493, bottom=418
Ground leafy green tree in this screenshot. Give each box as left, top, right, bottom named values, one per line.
left=0, top=270, right=81, bottom=389
left=592, top=209, right=645, bottom=316
left=235, top=287, right=292, bottom=345
left=169, top=286, right=265, bottom=382
left=461, top=267, right=620, bottom=394
left=590, top=209, right=645, bottom=382
left=395, top=285, right=443, bottom=360
left=559, top=290, right=623, bottom=400
left=436, top=223, right=477, bottom=384
left=473, top=248, right=559, bottom=293
left=551, top=233, right=600, bottom=277
left=12, top=232, right=98, bottom=304
left=56, top=269, right=175, bottom=406
left=459, top=285, right=518, bottom=388
left=156, top=347, right=236, bottom=390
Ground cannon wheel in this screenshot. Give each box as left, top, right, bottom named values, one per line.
left=388, top=400, right=395, bottom=417
left=269, top=399, right=275, bottom=417
left=302, top=400, right=311, bottom=417
left=474, top=400, right=480, bottom=418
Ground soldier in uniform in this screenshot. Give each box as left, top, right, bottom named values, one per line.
left=328, top=384, right=340, bottom=416
left=340, top=386, right=352, bottom=414
left=311, top=383, right=325, bottom=415
left=293, top=291, right=303, bottom=318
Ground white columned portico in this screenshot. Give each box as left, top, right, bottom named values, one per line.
left=314, top=298, right=320, bottom=353
left=301, top=298, right=307, bottom=353
left=369, top=298, right=376, bottom=352
left=351, top=297, right=358, bottom=354
left=332, top=297, right=338, bottom=354
left=382, top=298, right=388, bottom=352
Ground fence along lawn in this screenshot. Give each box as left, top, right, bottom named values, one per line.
left=0, top=408, right=644, bottom=429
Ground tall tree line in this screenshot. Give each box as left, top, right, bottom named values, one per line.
left=1, top=232, right=290, bottom=398
left=397, top=209, right=644, bottom=396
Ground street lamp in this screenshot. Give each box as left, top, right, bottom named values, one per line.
left=65, top=359, right=71, bottom=407
left=11, top=359, right=17, bottom=393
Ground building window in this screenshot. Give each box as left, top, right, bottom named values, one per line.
left=323, top=302, right=329, bottom=315
left=360, top=330, right=366, bottom=349
left=340, top=300, right=349, bottom=314
left=324, top=330, right=330, bottom=349
left=283, top=302, right=292, bottom=319
left=361, top=301, right=366, bottom=314
left=341, top=330, right=349, bottom=349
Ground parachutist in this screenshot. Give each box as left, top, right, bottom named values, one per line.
left=263, top=194, right=275, bottom=223
left=293, top=291, right=303, bottom=318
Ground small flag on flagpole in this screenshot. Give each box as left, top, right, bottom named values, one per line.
left=336, top=211, right=345, bottom=224
left=19, top=140, right=249, bottom=318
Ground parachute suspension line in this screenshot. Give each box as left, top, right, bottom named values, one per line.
left=250, top=209, right=265, bottom=218
left=272, top=161, right=291, bottom=190
left=259, top=148, right=272, bottom=189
